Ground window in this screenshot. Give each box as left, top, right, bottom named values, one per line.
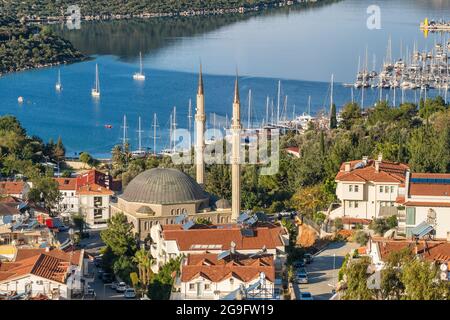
left=355, top=185, right=359, bottom=192
left=379, top=186, right=383, bottom=193
left=229, top=278, right=234, bottom=285
left=204, top=284, right=210, bottom=291
left=385, top=186, right=389, bottom=193
left=390, top=186, right=394, bottom=193
left=406, top=207, right=416, bottom=225
left=189, top=283, right=195, bottom=291
left=354, top=201, right=359, bottom=208
left=349, top=201, right=353, bottom=208
left=349, top=185, right=353, bottom=192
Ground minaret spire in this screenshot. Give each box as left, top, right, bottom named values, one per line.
left=198, top=63, right=204, bottom=95
left=231, top=72, right=242, bottom=222
left=195, top=63, right=206, bottom=186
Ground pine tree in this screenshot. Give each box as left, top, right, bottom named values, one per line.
left=329, top=103, right=337, bottom=129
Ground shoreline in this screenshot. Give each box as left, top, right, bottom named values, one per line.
left=22, top=0, right=321, bottom=24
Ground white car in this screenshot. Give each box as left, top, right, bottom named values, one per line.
left=116, top=282, right=127, bottom=293
left=300, top=292, right=314, bottom=300
left=124, top=288, right=136, bottom=299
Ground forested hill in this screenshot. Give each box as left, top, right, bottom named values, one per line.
left=1, top=0, right=322, bottom=20
left=0, top=17, right=84, bottom=74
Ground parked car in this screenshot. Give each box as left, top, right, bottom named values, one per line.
left=296, top=272, right=309, bottom=284
left=293, top=260, right=305, bottom=269
left=300, top=292, right=314, bottom=300
left=124, top=288, right=136, bottom=299
left=304, top=253, right=313, bottom=264
left=102, top=273, right=114, bottom=283
left=116, top=282, right=128, bottom=293
left=110, top=281, right=119, bottom=290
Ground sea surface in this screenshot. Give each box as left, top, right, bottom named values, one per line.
left=0, top=0, right=448, bottom=157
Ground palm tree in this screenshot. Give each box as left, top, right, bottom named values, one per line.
left=133, top=248, right=154, bottom=292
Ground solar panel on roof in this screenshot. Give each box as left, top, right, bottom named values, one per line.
left=411, top=221, right=435, bottom=238
left=217, top=250, right=231, bottom=261
left=182, top=220, right=195, bottom=230
left=237, top=212, right=250, bottom=223
left=245, top=215, right=258, bottom=226
left=175, top=214, right=187, bottom=224
left=411, top=178, right=450, bottom=184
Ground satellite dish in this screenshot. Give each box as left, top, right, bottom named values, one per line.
left=440, top=263, right=448, bottom=272
left=440, top=272, right=448, bottom=281
left=260, top=272, right=266, bottom=281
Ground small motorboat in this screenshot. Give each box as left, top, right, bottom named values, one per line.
left=105, top=124, right=113, bottom=129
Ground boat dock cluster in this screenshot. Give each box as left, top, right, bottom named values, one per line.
left=420, top=18, right=450, bottom=31
left=350, top=40, right=450, bottom=91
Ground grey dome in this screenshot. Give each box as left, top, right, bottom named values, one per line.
left=215, top=198, right=231, bottom=210
left=121, top=168, right=208, bottom=205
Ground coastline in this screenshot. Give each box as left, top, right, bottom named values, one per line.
left=23, top=0, right=322, bottom=23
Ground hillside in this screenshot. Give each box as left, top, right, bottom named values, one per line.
left=0, top=18, right=84, bottom=74
left=1, top=0, right=319, bottom=20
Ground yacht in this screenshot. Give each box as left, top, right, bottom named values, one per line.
left=133, top=52, right=146, bottom=81
left=91, top=64, right=100, bottom=98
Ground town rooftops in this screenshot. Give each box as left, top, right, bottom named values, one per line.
left=54, top=178, right=77, bottom=191
left=161, top=223, right=287, bottom=252
left=77, top=183, right=114, bottom=196
left=181, top=253, right=275, bottom=283
left=0, top=181, right=26, bottom=196
left=0, top=248, right=82, bottom=284
left=408, top=173, right=450, bottom=198
left=336, top=156, right=409, bottom=183
left=371, top=238, right=450, bottom=263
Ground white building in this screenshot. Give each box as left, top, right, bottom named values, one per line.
left=149, top=223, right=289, bottom=273
left=332, top=155, right=409, bottom=221
left=397, top=173, right=450, bottom=239
left=179, top=252, right=278, bottom=300
left=77, top=184, right=113, bottom=228
left=0, top=247, right=84, bottom=300
left=54, top=178, right=78, bottom=216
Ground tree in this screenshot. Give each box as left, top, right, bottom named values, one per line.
left=401, top=259, right=450, bottom=300
left=339, top=102, right=361, bottom=129
left=101, top=212, right=137, bottom=257
left=132, top=248, right=154, bottom=290
left=329, top=103, right=337, bottom=129
left=369, top=218, right=390, bottom=235
left=342, top=257, right=375, bottom=300
left=27, top=176, right=61, bottom=215
left=72, top=213, right=86, bottom=234
left=386, top=215, right=398, bottom=229
left=353, top=230, right=369, bottom=246
left=334, top=218, right=343, bottom=231
left=53, top=136, right=65, bottom=162
left=319, top=130, right=325, bottom=155
left=195, top=217, right=212, bottom=225
left=79, top=152, right=92, bottom=167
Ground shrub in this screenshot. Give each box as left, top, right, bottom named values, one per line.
left=353, top=230, right=369, bottom=246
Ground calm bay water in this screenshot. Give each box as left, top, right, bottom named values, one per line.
left=0, top=0, right=448, bottom=157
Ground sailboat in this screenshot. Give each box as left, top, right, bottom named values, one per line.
left=133, top=52, right=146, bottom=81
left=55, top=69, right=62, bottom=91
left=91, top=64, right=100, bottom=98
left=131, top=116, right=147, bottom=158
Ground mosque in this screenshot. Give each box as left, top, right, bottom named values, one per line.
left=110, top=66, right=243, bottom=242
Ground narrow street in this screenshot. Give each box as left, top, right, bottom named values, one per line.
left=295, top=241, right=359, bottom=300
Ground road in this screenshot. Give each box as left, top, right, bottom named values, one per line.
left=295, top=241, right=359, bottom=300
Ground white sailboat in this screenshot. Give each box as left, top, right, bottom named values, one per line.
left=55, top=69, right=62, bottom=91
left=133, top=52, right=146, bottom=81
left=132, top=116, right=147, bottom=158
left=91, top=64, right=100, bottom=98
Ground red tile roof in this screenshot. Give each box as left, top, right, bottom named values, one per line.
left=54, top=178, right=77, bottom=191
left=0, top=181, right=25, bottom=196
left=0, top=203, right=21, bottom=216
left=336, top=159, right=408, bottom=183
left=162, top=224, right=287, bottom=252
left=0, top=248, right=82, bottom=284
left=341, top=217, right=371, bottom=225
left=372, top=239, right=450, bottom=263
left=77, top=183, right=114, bottom=196
left=181, top=253, right=275, bottom=283
left=409, top=173, right=450, bottom=197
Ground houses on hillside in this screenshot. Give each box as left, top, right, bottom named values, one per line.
left=331, top=154, right=450, bottom=240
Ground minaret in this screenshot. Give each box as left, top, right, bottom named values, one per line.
left=195, top=64, right=206, bottom=186
left=231, top=74, right=242, bottom=222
